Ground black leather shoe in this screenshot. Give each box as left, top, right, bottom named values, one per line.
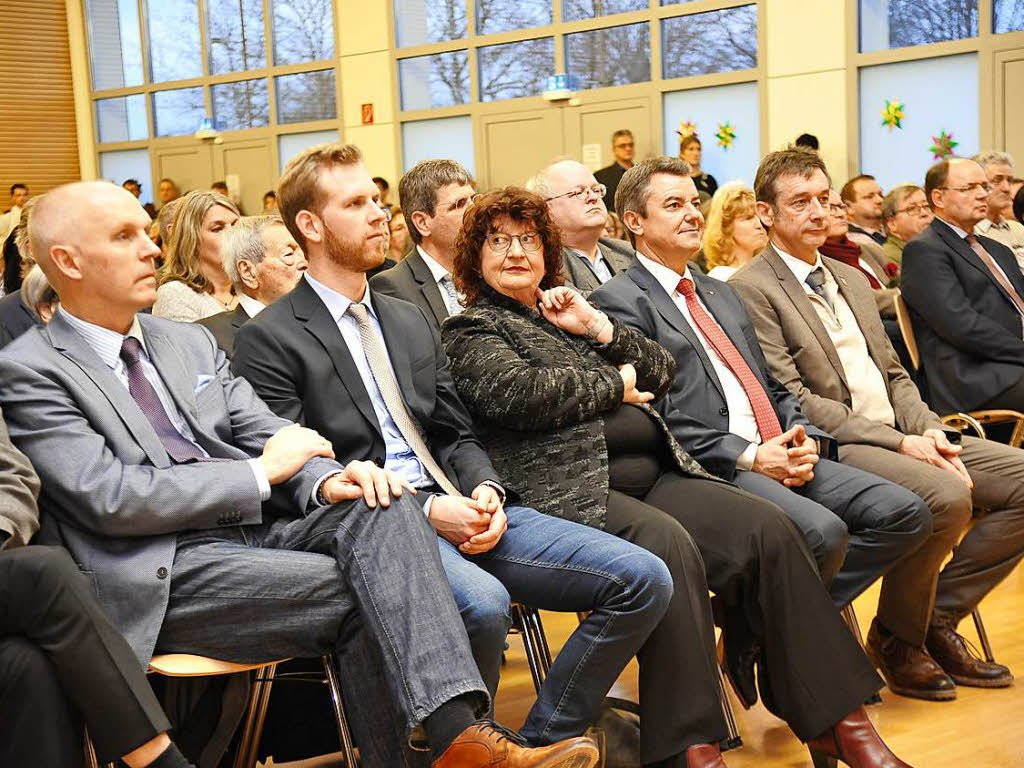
left=717, top=632, right=759, bottom=709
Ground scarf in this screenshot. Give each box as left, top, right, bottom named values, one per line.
left=820, top=236, right=881, bottom=289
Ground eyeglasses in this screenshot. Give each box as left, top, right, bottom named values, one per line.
left=437, top=193, right=481, bottom=213
left=940, top=183, right=993, bottom=194
left=545, top=183, right=607, bottom=203
left=486, top=232, right=542, bottom=254
left=896, top=202, right=930, bottom=216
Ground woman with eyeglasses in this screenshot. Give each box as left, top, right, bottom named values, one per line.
left=881, top=184, right=934, bottom=273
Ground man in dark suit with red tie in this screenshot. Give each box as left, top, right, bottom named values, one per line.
left=901, top=157, right=1024, bottom=416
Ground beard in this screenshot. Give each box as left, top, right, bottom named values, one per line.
left=323, top=224, right=386, bottom=273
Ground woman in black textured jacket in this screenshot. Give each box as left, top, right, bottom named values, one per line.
left=442, top=189, right=890, bottom=768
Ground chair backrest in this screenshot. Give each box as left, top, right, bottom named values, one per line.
left=893, top=293, right=920, bottom=371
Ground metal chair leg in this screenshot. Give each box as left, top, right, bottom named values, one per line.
left=840, top=604, right=882, bottom=705
left=527, top=606, right=553, bottom=677
left=972, top=608, right=996, bottom=663
left=512, top=603, right=547, bottom=692
left=233, top=662, right=278, bottom=768
left=715, top=664, right=743, bottom=751
left=322, top=654, right=359, bottom=768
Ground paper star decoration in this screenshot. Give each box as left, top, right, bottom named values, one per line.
left=881, top=99, right=905, bottom=131
left=676, top=120, right=698, bottom=138
left=929, top=130, right=959, bottom=160
left=715, top=122, right=736, bottom=150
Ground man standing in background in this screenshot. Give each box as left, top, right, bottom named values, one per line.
left=595, top=129, right=635, bottom=212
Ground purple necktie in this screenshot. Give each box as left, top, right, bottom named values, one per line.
left=119, top=337, right=207, bottom=463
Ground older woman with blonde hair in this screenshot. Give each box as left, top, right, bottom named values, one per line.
left=153, top=190, right=240, bottom=321
left=702, top=182, right=768, bottom=281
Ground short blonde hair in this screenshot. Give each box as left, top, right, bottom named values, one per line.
left=702, top=181, right=757, bottom=270
left=277, top=142, right=364, bottom=250
left=159, top=191, right=239, bottom=292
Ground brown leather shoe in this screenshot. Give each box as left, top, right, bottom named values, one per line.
left=686, top=743, right=728, bottom=768
left=865, top=620, right=956, bottom=701
left=432, top=721, right=600, bottom=768
left=926, top=620, right=1013, bottom=688
left=806, top=707, right=914, bottom=768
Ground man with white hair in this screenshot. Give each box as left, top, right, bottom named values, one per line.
left=973, top=150, right=1024, bottom=270
left=527, top=159, right=636, bottom=294
left=198, top=215, right=307, bottom=356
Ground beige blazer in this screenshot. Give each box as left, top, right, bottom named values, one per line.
left=729, top=244, right=944, bottom=451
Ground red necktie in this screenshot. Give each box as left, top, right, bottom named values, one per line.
left=965, top=234, right=1024, bottom=317
left=676, top=278, right=783, bottom=441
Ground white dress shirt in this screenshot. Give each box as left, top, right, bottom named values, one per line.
left=775, top=248, right=896, bottom=427
left=59, top=307, right=271, bottom=499
left=636, top=253, right=760, bottom=469
left=237, top=293, right=266, bottom=318
left=418, top=246, right=464, bottom=316
left=571, top=247, right=614, bottom=284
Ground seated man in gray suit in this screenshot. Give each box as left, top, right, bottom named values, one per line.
left=526, top=159, right=636, bottom=294
left=590, top=157, right=931, bottom=614
left=197, top=214, right=307, bottom=357
left=0, top=181, right=598, bottom=768
left=370, top=159, right=477, bottom=329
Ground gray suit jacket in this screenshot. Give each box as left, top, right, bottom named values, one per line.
left=559, top=238, right=637, bottom=295
left=0, top=405, right=40, bottom=550
left=370, top=249, right=449, bottom=329
left=0, top=312, right=342, bottom=663
left=729, top=246, right=944, bottom=451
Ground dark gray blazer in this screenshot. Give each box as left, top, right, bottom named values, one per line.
left=441, top=288, right=713, bottom=529
left=370, top=248, right=448, bottom=330
left=591, top=262, right=832, bottom=481
left=196, top=304, right=250, bottom=358
left=559, top=238, right=637, bottom=295
left=0, top=291, right=40, bottom=346
left=0, top=405, right=40, bottom=550
left=0, top=312, right=342, bottom=663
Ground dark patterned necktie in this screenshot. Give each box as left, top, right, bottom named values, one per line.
left=805, top=268, right=835, bottom=313
left=965, top=234, right=1024, bottom=317
left=119, top=337, right=207, bottom=463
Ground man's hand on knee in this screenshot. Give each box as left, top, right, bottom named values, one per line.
left=321, top=461, right=417, bottom=508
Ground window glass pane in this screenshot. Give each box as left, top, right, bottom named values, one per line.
left=275, top=70, right=337, bottom=123
left=476, top=0, right=551, bottom=35
left=96, top=94, right=148, bottom=143
left=272, top=0, right=334, bottom=64
left=403, top=116, right=475, bottom=174
left=994, top=0, right=1024, bottom=33
left=279, top=129, right=340, bottom=173
left=146, top=0, right=203, bottom=82
left=563, top=0, right=645, bottom=22
left=660, top=0, right=705, bottom=4
left=399, top=51, right=471, bottom=110
left=211, top=79, right=269, bottom=130
left=859, top=54, right=978, bottom=191
left=479, top=38, right=555, bottom=102
left=207, top=0, right=266, bottom=74
left=566, top=23, right=649, bottom=90
left=85, top=0, right=144, bottom=90
left=662, top=5, right=757, bottom=79
left=395, top=0, right=466, bottom=47
left=662, top=81, right=761, bottom=187
left=859, top=0, right=978, bottom=52
left=152, top=87, right=206, bottom=137
left=100, top=149, right=154, bottom=205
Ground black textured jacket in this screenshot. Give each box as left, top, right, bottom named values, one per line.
left=441, top=287, right=714, bottom=529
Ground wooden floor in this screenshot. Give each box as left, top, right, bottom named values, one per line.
left=493, top=565, right=1024, bottom=768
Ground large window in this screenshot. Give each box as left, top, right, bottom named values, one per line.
left=662, top=5, right=757, bottom=79
left=859, top=0, right=978, bottom=52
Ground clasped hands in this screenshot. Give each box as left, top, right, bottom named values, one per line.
left=899, top=429, right=973, bottom=488
left=752, top=424, right=819, bottom=488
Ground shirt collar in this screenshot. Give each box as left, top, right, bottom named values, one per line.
left=636, top=252, right=691, bottom=296
left=58, top=306, right=146, bottom=370
left=417, top=245, right=451, bottom=285
left=977, top=218, right=1009, bottom=233
left=773, top=244, right=824, bottom=283
left=570, top=245, right=605, bottom=266
left=237, top=293, right=266, bottom=318
left=303, top=272, right=375, bottom=325
left=934, top=215, right=969, bottom=239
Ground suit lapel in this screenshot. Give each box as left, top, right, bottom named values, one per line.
left=230, top=306, right=249, bottom=329
left=139, top=320, right=199, bottom=423
left=408, top=250, right=449, bottom=326
left=763, top=245, right=849, bottom=389
left=824, top=257, right=892, bottom=392
left=47, top=313, right=170, bottom=467
left=628, top=263, right=726, bottom=398
left=934, top=218, right=1023, bottom=308
left=292, top=279, right=382, bottom=436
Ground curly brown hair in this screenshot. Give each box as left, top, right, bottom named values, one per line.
left=453, top=187, right=564, bottom=307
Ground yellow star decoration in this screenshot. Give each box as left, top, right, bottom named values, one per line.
left=676, top=120, right=698, bottom=138
left=715, top=122, right=736, bottom=150
left=881, top=99, right=905, bottom=131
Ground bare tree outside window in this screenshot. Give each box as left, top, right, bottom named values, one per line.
left=146, top=0, right=203, bottom=82
left=566, top=23, right=650, bottom=90
left=563, top=0, right=645, bottom=22
left=212, top=79, right=269, bottom=130
left=476, top=0, right=551, bottom=35
left=394, top=0, right=466, bottom=47
left=272, top=0, right=334, bottom=65
left=884, top=0, right=977, bottom=47
left=994, top=0, right=1024, bottom=33
left=276, top=70, right=337, bottom=123
left=399, top=51, right=471, bottom=110
left=662, top=5, right=757, bottom=79
left=152, top=87, right=206, bottom=137
left=479, top=37, right=555, bottom=102
left=207, top=0, right=266, bottom=75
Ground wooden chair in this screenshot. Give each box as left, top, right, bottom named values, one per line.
left=86, top=653, right=358, bottom=768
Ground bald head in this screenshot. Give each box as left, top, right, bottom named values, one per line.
left=529, top=159, right=607, bottom=251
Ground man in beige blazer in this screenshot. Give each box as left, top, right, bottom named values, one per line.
left=731, top=146, right=1024, bottom=705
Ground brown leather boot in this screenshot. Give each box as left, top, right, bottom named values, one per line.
left=806, top=707, right=914, bottom=768
left=432, top=721, right=600, bottom=768
left=926, top=619, right=1013, bottom=688
left=686, top=743, right=728, bottom=768
left=865, top=619, right=956, bottom=701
